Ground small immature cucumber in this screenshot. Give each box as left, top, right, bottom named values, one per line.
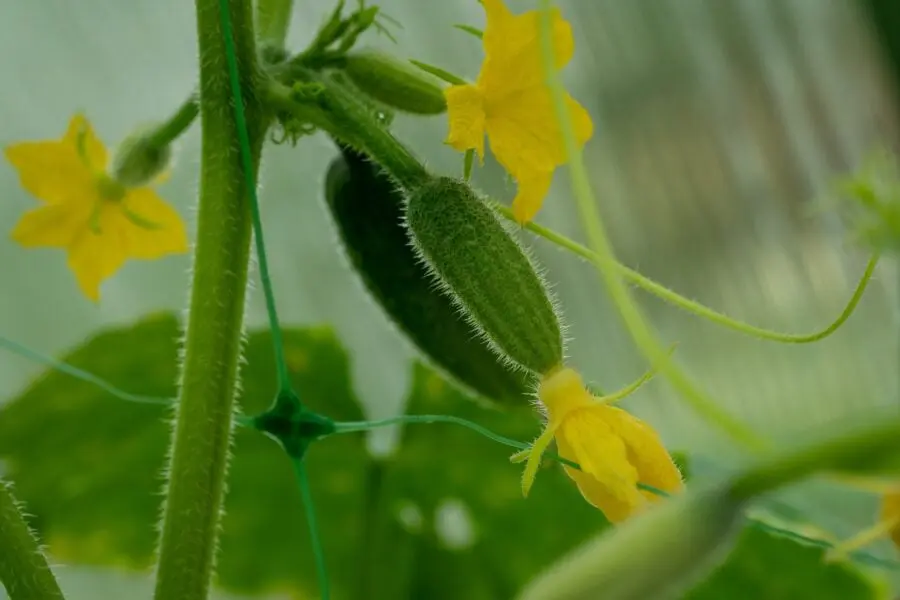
left=404, top=177, right=564, bottom=376
left=342, top=48, right=447, bottom=116
left=324, top=144, right=532, bottom=406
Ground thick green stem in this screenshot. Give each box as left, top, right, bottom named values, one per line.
left=265, top=78, right=429, bottom=190
left=256, top=0, right=294, bottom=48
left=0, top=481, right=65, bottom=600
left=153, top=0, right=264, bottom=598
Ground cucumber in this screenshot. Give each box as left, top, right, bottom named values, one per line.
left=324, top=144, right=532, bottom=406
left=404, top=176, right=565, bottom=376
left=342, top=48, right=447, bottom=116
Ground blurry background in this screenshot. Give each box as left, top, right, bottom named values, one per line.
left=2, top=0, right=900, bottom=597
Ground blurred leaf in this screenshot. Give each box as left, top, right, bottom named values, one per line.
left=0, top=312, right=369, bottom=598
left=0, top=313, right=609, bottom=598
left=372, top=363, right=612, bottom=599
left=1, top=314, right=884, bottom=599
left=683, top=526, right=885, bottom=599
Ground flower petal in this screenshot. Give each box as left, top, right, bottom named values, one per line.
left=538, top=367, right=594, bottom=418
left=64, top=114, right=108, bottom=171
left=66, top=204, right=129, bottom=302
left=64, top=189, right=187, bottom=301
left=481, top=0, right=514, bottom=27
left=601, top=406, right=683, bottom=500
left=564, top=94, right=595, bottom=148
left=511, top=169, right=553, bottom=224
left=445, top=84, right=486, bottom=160
left=503, top=95, right=592, bottom=225
left=486, top=90, right=592, bottom=177
left=5, top=142, right=92, bottom=205
left=5, top=114, right=108, bottom=205
left=556, top=408, right=643, bottom=522
left=480, top=0, right=574, bottom=96
left=11, top=202, right=92, bottom=248
left=120, top=188, right=189, bottom=259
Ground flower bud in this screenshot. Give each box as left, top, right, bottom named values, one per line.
left=404, top=176, right=564, bottom=375
left=343, top=48, right=447, bottom=115
left=325, top=145, right=532, bottom=405
left=110, top=125, right=172, bottom=187
left=517, top=486, right=745, bottom=600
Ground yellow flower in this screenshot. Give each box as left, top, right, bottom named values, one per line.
left=6, top=114, right=188, bottom=301
left=516, top=367, right=683, bottom=523
left=444, top=0, right=594, bottom=225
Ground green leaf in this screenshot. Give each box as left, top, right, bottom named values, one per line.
left=0, top=313, right=369, bottom=598
left=683, top=526, right=885, bottom=599
left=0, top=314, right=605, bottom=598
left=0, top=314, right=887, bottom=598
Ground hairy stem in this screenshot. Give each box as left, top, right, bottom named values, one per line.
left=256, top=0, right=294, bottom=48
left=153, top=0, right=264, bottom=597
left=265, top=78, right=429, bottom=190
left=0, top=480, right=65, bottom=600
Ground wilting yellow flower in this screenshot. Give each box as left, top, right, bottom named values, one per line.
left=444, top=0, right=594, bottom=225
left=6, top=114, right=188, bottom=301
left=516, top=367, right=682, bottom=523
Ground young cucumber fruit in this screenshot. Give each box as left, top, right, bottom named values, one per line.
left=324, top=144, right=533, bottom=406
left=404, top=176, right=564, bottom=376
left=342, top=48, right=447, bottom=116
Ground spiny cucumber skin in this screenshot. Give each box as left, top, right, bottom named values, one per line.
left=324, top=145, right=533, bottom=406
left=404, top=176, right=564, bottom=376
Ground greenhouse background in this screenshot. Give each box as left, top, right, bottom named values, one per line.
left=1, top=0, right=900, bottom=598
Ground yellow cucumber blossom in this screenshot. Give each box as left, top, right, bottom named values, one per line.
left=6, top=114, right=188, bottom=301
left=516, top=367, right=683, bottom=523
left=444, top=0, right=594, bottom=225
